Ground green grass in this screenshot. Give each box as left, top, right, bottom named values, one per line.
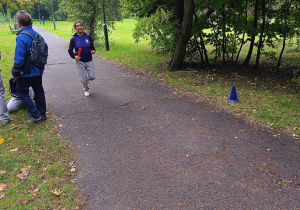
left=0, top=22, right=86, bottom=209
left=34, top=20, right=74, bottom=41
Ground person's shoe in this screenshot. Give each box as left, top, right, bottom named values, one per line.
left=2, top=120, right=10, bottom=125
left=85, top=91, right=90, bottom=97
left=27, top=116, right=43, bottom=123
left=41, top=114, right=47, bottom=121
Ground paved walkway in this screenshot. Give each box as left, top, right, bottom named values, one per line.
left=35, top=25, right=300, bottom=209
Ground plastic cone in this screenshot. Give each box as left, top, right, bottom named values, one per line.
left=227, top=86, right=240, bottom=103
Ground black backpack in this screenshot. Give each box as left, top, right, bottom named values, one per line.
left=21, top=31, right=48, bottom=67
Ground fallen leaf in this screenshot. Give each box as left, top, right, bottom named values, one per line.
left=43, top=167, right=47, bottom=172
left=0, top=137, right=4, bottom=145
left=0, top=171, right=6, bottom=174
left=51, top=189, right=62, bottom=196
left=0, top=193, right=5, bottom=200
left=186, top=154, right=189, bottom=157
left=21, top=200, right=28, bottom=205
left=32, top=188, right=39, bottom=196
left=70, top=167, right=76, bottom=173
left=10, top=148, right=19, bottom=152
left=70, top=179, right=76, bottom=183
left=17, top=166, right=31, bottom=180
left=293, top=127, right=298, bottom=131
left=0, top=183, right=6, bottom=191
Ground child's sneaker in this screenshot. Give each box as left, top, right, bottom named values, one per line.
left=85, top=91, right=90, bottom=97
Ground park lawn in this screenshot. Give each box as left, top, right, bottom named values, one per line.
left=37, top=19, right=299, bottom=138
left=0, top=22, right=87, bottom=209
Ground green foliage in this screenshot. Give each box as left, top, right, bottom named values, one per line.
left=125, top=0, right=300, bottom=70
left=133, top=9, right=179, bottom=53
left=65, top=0, right=121, bottom=44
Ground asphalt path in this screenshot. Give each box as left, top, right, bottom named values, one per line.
left=34, top=25, right=300, bottom=209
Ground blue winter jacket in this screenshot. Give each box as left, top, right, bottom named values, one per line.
left=12, top=26, right=45, bottom=78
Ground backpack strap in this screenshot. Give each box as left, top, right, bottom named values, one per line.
left=20, top=30, right=36, bottom=40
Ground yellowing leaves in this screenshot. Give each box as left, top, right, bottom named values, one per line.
left=0, top=137, right=4, bottom=145
left=0, top=183, right=6, bottom=201
left=0, top=183, right=6, bottom=192
left=32, top=188, right=39, bottom=197
left=51, top=189, right=63, bottom=196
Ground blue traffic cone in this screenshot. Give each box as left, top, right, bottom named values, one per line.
left=228, top=86, right=240, bottom=103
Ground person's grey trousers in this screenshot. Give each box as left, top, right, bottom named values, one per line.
left=75, top=61, right=95, bottom=91
left=0, top=72, right=10, bottom=124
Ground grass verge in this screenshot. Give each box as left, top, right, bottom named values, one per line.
left=0, top=22, right=87, bottom=209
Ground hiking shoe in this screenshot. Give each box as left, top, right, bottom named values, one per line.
left=85, top=91, right=90, bottom=97
left=41, top=114, right=47, bottom=121
left=2, top=119, right=10, bottom=125
left=27, top=116, right=43, bottom=123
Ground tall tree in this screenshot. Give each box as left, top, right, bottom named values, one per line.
left=169, top=0, right=195, bottom=71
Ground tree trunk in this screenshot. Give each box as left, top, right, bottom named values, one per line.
left=277, top=1, right=292, bottom=68
left=174, top=0, right=184, bottom=24
left=193, top=13, right=209, bottom=64
left=3, top=3, right=7, bottom=17
left=199, top=32, right=209, bottom=64
left=169, top=0, right=195, bottom=71
left=222, top=4, right=226, bottom=64
left=243, top=0, right=259, bottom=66
left=236, top=0, right=248, bottom=63
left=255, top=0, right=266, bottom=70
left=277, top=32, right=286, bottom=68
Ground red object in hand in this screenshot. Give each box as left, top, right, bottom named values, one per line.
left=78, top=48, right=82, bottom=57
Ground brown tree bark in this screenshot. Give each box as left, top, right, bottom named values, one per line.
left=236, top=0, right=248, bottom=63
left=277, top=1, right=293, bottom=68
left=255, top=0, right=266, bottom=69
left=243, top=0, right=259, bottom=66
left=169, top=0, right=195, bottom=71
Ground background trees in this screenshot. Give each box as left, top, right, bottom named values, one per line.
left=0, top=0, right=35, bottom=18
left=64, top=0, right=121, bottom=43
left=1, top=0, right=299, bottom=75
left=123, top=0, right=300, bottom=72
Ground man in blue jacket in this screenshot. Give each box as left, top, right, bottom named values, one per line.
left=12, top=10, right=47, bottom=123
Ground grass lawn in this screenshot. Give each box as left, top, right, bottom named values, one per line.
left=0, top=22, right=87, bottom=209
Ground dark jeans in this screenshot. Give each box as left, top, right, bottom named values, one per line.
left=16, top=76, right=46, bottom=118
